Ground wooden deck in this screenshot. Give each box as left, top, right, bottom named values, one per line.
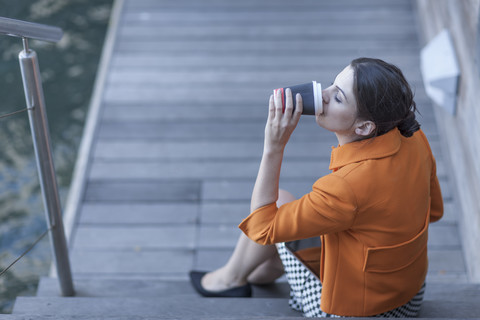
left=7, top=0, right=480, bottom=318
left=58, top=0, right=467, bottom=283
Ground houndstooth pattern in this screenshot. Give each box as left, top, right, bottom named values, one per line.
left=276, top=242, right=425, bottom=318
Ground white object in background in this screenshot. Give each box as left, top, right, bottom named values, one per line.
left=420, top=29, right=460, bottom=115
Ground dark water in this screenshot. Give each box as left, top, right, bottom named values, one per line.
left=0, top=0, right=112, bottom=313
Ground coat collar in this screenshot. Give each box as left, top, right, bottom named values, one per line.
left=329, top=128, right=402, bottom=171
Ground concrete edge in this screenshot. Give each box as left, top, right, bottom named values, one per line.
left=411, top=0, right=480, bottom=284
left=49, top=0, right=125, bottom=277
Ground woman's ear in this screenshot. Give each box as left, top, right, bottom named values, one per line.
left=355, top=120, right=376, bottom=137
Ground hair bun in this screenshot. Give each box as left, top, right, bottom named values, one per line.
left=397, top=110, right=420, bottom=137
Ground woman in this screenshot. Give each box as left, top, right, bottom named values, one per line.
left=190, top=58, right=443, bottom=317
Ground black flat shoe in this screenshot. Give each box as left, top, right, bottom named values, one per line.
left=189, top=271, right=252, bottom=298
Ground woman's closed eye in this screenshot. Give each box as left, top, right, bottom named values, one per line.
left=335, top=92, right=342, bottom=103
left=330, top=82, right=342, bottom=103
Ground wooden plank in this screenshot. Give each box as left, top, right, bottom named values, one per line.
left=88, top=157, right=448, bottom=193
left=92, top=138, right=440, bottom=162
left=106, top=71, right=425, bottom=86
left=122, top=11, right=414, bottom=25
left=12, top=297, right=300, bottom=318
left=419, top=299, right=480, bottom=318
left=438, top=178, right=452, bottom=201
left=38, top=279, right=290, bottom=300
left=88, top=160, right=332, bottom=180
left=440, top=202, right=459, bottom=224
left=103, top=84, right=435, bottom=103
left=117, top=25, right=418, bottom=40
left=423, top=282, right=480, bottom=301
left=428, top=225, right=462, bottom=249
left=124, top=0, right=412, bottom=10
left=110, top=55, right=422, bottom=70
left=79, top=197, right=454, bottom=230
left=100, top=102, right=321, bottom=122
left=428, top=249, right=467, bottom=274
left=194, top=219, right=460, bottom=251
left=100, top=104, right=436, bottom=126
left=195, top=248, right=233, bottom=270
left=201, top=178, right=453, bottom=202
left=95, top=121, right=440, bottom=148
left=115, top=39, right=422, bottom=53
left=105, top=80, right=436, bottom=99
left=200, top=202, right=250, bottom=224
left=194, top=225, right=462, bottom=252
left=106, top=69, right=426, bottom=86
left=79, top=203, right=199, bottom=225
left=37, top=278, right=196, bottom=297
left=36, top=277, right=478, bottom=303
left=100, top=103, right=306, bottom=121
left=73, top=226, right=196, bottom=249
left=96, top=121, right=326, bottom=140
left=193, top=232, right=464, bottom=274
left=84, top=180, right=201, bottom=202
left=202, top=180, right=322, bottom=201
left=92, top=141, right=265, bottom=160
left=104, top=63, right=426, bottom=74
left=70, top=249, right=194, bottom=276
left=17, top=282, right=480, bottom=319
left=198, top=225, right=242, bottom=249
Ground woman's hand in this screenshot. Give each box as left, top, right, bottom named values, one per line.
left=264, top=88, right=303, bottom=154
left=250, top=89, right=302, bottom=212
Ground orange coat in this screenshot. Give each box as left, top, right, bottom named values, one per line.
left=239, top=128, right=443, bottom=316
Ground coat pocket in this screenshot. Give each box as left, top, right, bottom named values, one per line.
left=363, top=221, right=428, bottom=273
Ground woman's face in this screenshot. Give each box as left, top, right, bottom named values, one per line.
left=316, top=65, right=362, bottom=145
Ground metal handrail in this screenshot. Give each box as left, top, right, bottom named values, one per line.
left=0, top=17, right=62, bottom=43
left=0, top=16, right=74, bottom=296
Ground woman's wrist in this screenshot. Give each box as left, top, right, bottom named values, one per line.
left=251, top=151, right=282, bottom=212
left=263, top=142, right=286, bottom=156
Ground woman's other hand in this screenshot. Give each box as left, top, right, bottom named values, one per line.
left=264, top=88, right=303, bottom=154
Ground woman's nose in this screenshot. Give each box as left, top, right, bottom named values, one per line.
left=322, top=89, right=329, bottom=104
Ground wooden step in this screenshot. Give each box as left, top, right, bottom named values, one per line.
left=14, top=279, right=480, bottom=319
left=10, top=295, right=480, bottom=319
left=36, top=277, right=290, bottom=298
left=36, top=277, right=480, bottom=301
left=12, top=297, right=301, bottom=318
left=1, top=316, right=479, bottom=320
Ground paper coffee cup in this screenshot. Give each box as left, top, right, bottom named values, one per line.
left=273, top=81, right=323, bottom=115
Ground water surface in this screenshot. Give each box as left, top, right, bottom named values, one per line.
left=0, top=0, right=112, bottom=312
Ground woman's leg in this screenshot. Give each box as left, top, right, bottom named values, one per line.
left=201, top=189, right=296, bottom=291
left=246, top=247, right=284, bottom=285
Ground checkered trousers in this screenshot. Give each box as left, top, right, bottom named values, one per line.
left=276, top=242, right=425, bottom=318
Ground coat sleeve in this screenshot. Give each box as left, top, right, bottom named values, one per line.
left=238, top=174, right=358, bottom=245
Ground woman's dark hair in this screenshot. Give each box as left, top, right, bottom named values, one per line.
left=350, top=57, right=420, bottom=138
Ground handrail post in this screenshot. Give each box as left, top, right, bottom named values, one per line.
left=18, top=38, right=75, bottom=297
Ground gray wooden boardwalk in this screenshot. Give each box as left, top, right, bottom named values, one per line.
left=7, top=0, right=480, bottom=319
left=60, top=0, right=467, bottom=284
left=63, top=0, right=467, bottom=288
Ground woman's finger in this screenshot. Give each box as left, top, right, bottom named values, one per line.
left=284, top=88, right=294, bottom=120
left=268, top=94, right=275, bottom=119
left=292, top=93, right=303, bottom=123
left=273, top=88, right=284, bottom=120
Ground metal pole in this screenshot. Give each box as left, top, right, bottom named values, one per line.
left=0, top=16, right=63, bottom=42
left=18, top=38, right=75, bottom=297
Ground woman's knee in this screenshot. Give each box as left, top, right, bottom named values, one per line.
left=277, top=189, right=296, bottom=207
